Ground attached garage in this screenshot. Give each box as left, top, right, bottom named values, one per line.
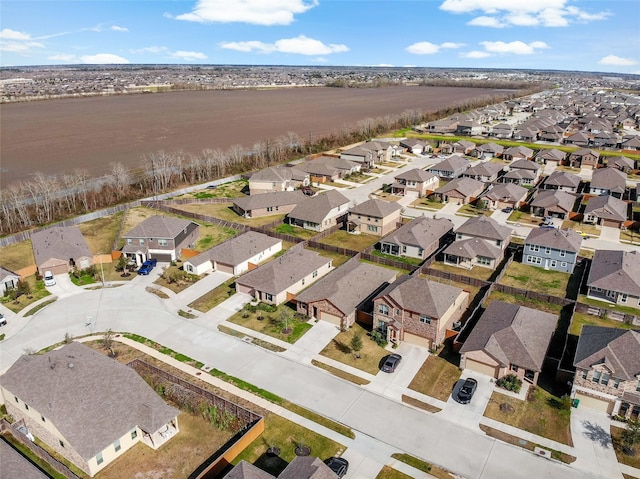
left=574, top=392, right=614, bottom=414
left=403, top=332, right=431, bottom=349
left=465, top=358, right=499, bottom=378
left=320, top=311, right=342, bottom=327
left=601, top=219, right=622, bottom=229
left=215, top=262, right=235, bottom=274
left=236, top=283, right=255, bottom=296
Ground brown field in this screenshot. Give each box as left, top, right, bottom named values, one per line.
left=1, top=86, right=503, bottom=187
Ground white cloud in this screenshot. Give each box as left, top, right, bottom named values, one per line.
left=111, top=25, right=128, bottom=32
left=599, top=55, right=637, bottom=66
left=0, top=28, right=31, bottom=40
left=219, top=35, right=348, bottom=55
left=130, top=46, right=169, bottom=54
left=80, top=53, right=129, bottom=64
left=176, top=0, right=317, bottom=26
left=406, top=41, right=464, bottom=55
left=0, top=28, right=45, bottom=54
left=480, top=40, right=549, bottom=55
left=170, top=50, right=207, bottom=60
left=461, top=50, right=492, bottom=58
left=441, top=0, right=610, bottom=28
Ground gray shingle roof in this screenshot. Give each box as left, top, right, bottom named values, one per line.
left=250, top=166, right=308, bottom=183
left=124, top=215, right=195, bottom=239
left=444, top=237, right=503, bottom=259
left=395, top=168, right=436, bottom=182
left=464, top=162, right=504, bottom=178
left=509, top=159, right=540, bottom=171
left=349, top=198, right=402, bottom=219
left=236, top=247, right=331, bottom=295
left=456, top=216, right=512, bottom=242
left=530, top=190, right=576, bottom=212
left=0, top=440, right=49, bottom=479
left=504, top=146, right=533, bottom=157
left=0, top=342, right=178, bottom=461
left=481, top=183, right=528, bottom=202
left=460, top=300, right=557, bottom=372
left=435, top=177, right=485, bottom=197
left=544, top=170, right=581, bottom=188
left=187, top=231, right=281, bottom=268
left=428, top=155, right=470, bottom=173
left=279, top=456, right=337, bottom=479
left=591, top=167, right=627, bottom=193
left=298, top=156, right=358, bottom=176
left=574, top=326, right=640, bottom=380
left=233, top=191, right=306, bottom=211
left=536, top=148, right=566, bottom=162
left=31, top=226, right=93, bottom=266
left=525, top=227, right=582, bottom=253
left=584, top=195, right=628, bottom=222
left=296, top=259, right=396, bottom=316
left=223, top=461, right=275, bottom=479
left=587, top=250, right=640, bottom=296
left=380, top=216, right=453, bottom=251
left=288, top=190, right=350, bottom=224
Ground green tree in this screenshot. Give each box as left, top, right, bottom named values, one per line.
left=622, top=419, right=640, bottom=455
left=350, top=332, right=363, bottom=358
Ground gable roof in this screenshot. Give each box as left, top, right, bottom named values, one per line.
left=481, top=183, right=528, bottom=202
left=544, top=170, right=581, bottom=188
left=428, top=155, right=470, bottom=173
left=573, top=327, right=640, bottom=380
left=395, top=168, right=436, bottom=182
left=288, top=190, right=350, bottom=224
left=236, top=247, right=331, bottom=295
left=570, top=148, right=600, bottom=158
left=279, top=456, right=337, bottom=479
left=456, top=216, right=512, bottom=242
left=124, top=215, right=196, bottom=239
left=464, top=162, right=504, bottom=178
left=591, top=167, right=627, bottom=193
left=296, top=259, right=396, bottom=317
left=223, top=461, right=275, bottom=479
left=187, top=231, right=281, bottom=268
left=349, top=199, right=402, bottom=219
left=504, top=146, right=533, bottom=157
left=380, top=216, right=453, bottom=250
left=478, top=142, right=504, bottom=154
left=250, top=166, right=308, bottom=183
left=299, top=156, right=359, bottom=176
left=233, top=191, right=306, bottom=211
left=0, top=342, right=178, bottom=461
left=0, top=266, right=20, bottom=282
left=584, top=195, right=628, bottom=222
left=443, top=237, right=503, bottom=259
left=509, top=159, right=540, bottom=171
left=435, top=177, right=485, bottom=197
left=376, top=275, right=465, bottom=318
left=530, top=190, right=576, bottom=212
left=535, top=148, right=566, bottom=162
left=609, top=156, right=635, bottom=169
left=525, top=228, right=583, bottom=253
left=30, top=226, right=92, bottom=266
left=460, top=300, right=557, bottom=372
left=587, top=250, right=640, bottom=296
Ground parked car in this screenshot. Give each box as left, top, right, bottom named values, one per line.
left=455, top=378, right=478, bottom=404
left=137, top=259, right=157, bottom=275
left=301, top=186, right=315, bottom=196
left=324, top=457, right=349, bottom=478
left=381, top=353, right=402, bottom=373
left=501, top=206, right=513, bottom=213
left=576, top=230, right=588, bottom=238
left=539, top=224, right=555, bottom=229
left=43, top=271, right=56, bottom=286
left=206, top=184, right=217, bottom=189
left=0, top=313, right=6, bottom=327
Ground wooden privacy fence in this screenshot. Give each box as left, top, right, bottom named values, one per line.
left=492, top=283, right=574, bottom=307
left=574, top=302, right=640, bottom=326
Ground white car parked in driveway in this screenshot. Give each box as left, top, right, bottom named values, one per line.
left=43, top=271, right=56, bottom=286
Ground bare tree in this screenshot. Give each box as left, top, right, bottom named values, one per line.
left=110, top=162, right=131, bottom=200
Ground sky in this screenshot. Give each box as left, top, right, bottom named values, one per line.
left=1, top=0, right=639, bottom=74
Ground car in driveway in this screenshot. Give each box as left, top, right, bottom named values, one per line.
left=137, top=259, right=157, bottom=275
left=455, top=378, right=478, bottom=404
left=501, top=206, right=513, bottom=213
left=324, top=457, right=348, bottom=478
left=43, top=271, right=56, bottom=286
left=381, top=353, right=402, bottom=373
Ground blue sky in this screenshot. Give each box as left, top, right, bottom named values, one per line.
left=1, top=0, right=639, bottom=73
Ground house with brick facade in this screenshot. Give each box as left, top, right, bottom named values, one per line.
left=568, top=148, right=600, bottom=169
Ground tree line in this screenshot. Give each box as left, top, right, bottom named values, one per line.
left=0, top=86, right=543, bottom=237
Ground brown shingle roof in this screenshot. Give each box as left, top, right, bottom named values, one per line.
left=591, top=167, right=627, bottom=194
left=233, top=191, right=306, bottom=212
left=584, top=195, right=628, bottom=222
left=349, top=198, right=402, bottom=219
left=587, top=250, right=640, bottom=296
left=394, top=168, right=436, bottom=182
left=574, top=326, right=640, bottom=380
left=530, top=190, right=576, bottom=212
left=544, top=170, right=581, bottom=188
left=288, top=190, right=350, bottom=224
left=524, top=228, right=583, bottom=253
left=30, top=226, right=92, bottom=267
left=443, top=237, right=503, bottom=259
left=124, top=215, right=195, bottom=239
left=481, top=183, right=528, bottom=202
left=380, top=216, right=453, bottom=251
left=279, top=456, right=337, bottom=479
left=435, top=177, right=485, bottom=197
left=187, top=231, right=281, bottom=268
left=223, top=461, right=276, bottom=479
left=456, top=216, right=512, bottom=242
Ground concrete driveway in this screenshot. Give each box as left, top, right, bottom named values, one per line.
left=45, top=272, right=82, bottom=298
left=599, top=226, right=620, bottom=242
left=571, top=407, right=623, bottom=479
left=438, top=370, right=495, bottom=431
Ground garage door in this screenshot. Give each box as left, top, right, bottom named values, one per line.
left=320, top=311, right=342, bottom=327
left=575, top=392, right=614, bottom=414
left=216, top=263, right=234, bottom=274
left=601, top=219, right=619, bottom=228
left=465, top=358, right=498, bottom=378
left=153, top=253, right=172, bottom=262
left=403, top=332, right=431, bottom=349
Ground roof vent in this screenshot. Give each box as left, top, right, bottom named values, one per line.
left=68, top=362, right=74, bottom=369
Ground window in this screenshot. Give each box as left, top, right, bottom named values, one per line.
left=561, top=262, right=567, bottom=267
left=312, top=270, right=318, bottom=278
left=496, top=240, right=502, bottom=247
left=582, top=370, right=588, bottom=380
left=527, top=255, right=542, bottom=265
left=158, top=239, right=168, bottom=246
left=560, top=250, right=566, bottom=257
left=378, top=304, right=389, bottom=315
left=59, top=440, right=64, bottom=448
left=601, top=372, right=610, bottom=385
left=510, top=365, right=519, bottom=372
left=264, top=293, right=273, bottom=302
left=127, top=239, right=132, bottom=245
left=367, top=224, right=378, bottom=232
left=25, top=404, right=29, bottom=410
left=613, top=378, right=621, bottom=389
left=545, top=247, right=551, bottom=255
left=620, top=294, right=628, bottom=304
left=402, top=246, right=407, bottom=253
left=139, top=239, right=144, bottom=245
left=477, top=256, right=491, bottom=265
left=529, top=244, right=540, bottom=252
left=419, top=315, right=431, bottom=324
left=96, top=452, right=103, bottom=465
left=636, top=380, right=640, bottom=393
left=267, top=207, right=273, bottom=212
left=131, top=430, right=138, bottom=440
left=395, top=309, right=401, bottom=316
left=592, top=287, right=602, bottom=292
left=114, top=439, right=121, bottom=452
left=550, top=260, right=557, bottom=268
left=301, top=278, right=305, bottom=286
left=592, top=370, right=601, bottom=383
left=14, top=396, right=18, bottom=403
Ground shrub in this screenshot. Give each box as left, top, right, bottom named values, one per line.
left=370, top=330, right=388, bottom=347
left=257, top=302, right=277, bottom=313
left=496, top=374, right=522, bottom=393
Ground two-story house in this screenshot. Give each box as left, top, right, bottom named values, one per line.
left=462, top=162, right=504, bottom=183
left=568, top=148, right=600, bottom=169
left=427, top=155, right=470, bottom=179
left=378, top=216, right=453, bottom=260
left=373, top=275, right=468, bottom=349
left=287, top=190, right=351, bottom=232
left=443, top=216, right=512, bottom=270
left=122, top=215, right=200, bottom=264
left=501, top=159, right=542, bottom=186
left=586, top=249, right=640, bottom=307
left=589, top=167, right=627, bottom=199
left=523, top=228, right=582, bottom=273
left=249, top=166, right=310, bottom=195
left=347, top=199, right=402, bottom=237
left=572, top=326, right=640, bottom=417
left=391, top=169, right=438, bottom=198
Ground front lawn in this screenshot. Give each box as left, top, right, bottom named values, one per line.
left=484, top=386, right=573, bottom=445
left=343, top=172, right=376, bottom=183
left=154, top=264, right=201, bottom=293
left=227, top=303, right=312, bottom=344
left=456, top=204, right=492, bottom=217
left=188, top=278, right=236, bottom=312
left=560, top=220, right=600, bottom=237
left=507, top=210, right=542, bottom=226
left=569, top=311, right=639, bottom=336
left=411, top=196, right=446, bottom=210
left=0, top=275, right=51, bottom=313
left=319, top=323, right=389, bottom=375
left=611, top=425, right=640, bottom=469
left=318, top=230, right=379, bottom=252
left=408, top=355, right=461, bottom=401
left=498, top=262, right=571, bottom=298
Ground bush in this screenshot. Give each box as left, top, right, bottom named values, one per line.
left=369, top=330, right=388, bottom=348
left=257, top=302, right=277, bottom=313
left=496, top=374, right=522, bottom=393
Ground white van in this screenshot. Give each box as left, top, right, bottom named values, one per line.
left=43, top=271, right=56, bottom=286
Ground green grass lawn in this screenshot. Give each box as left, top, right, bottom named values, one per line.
left=411, top=197, right=446, bottom=210
left=188, top=278, right=236, bottom=312
left=0, top=239, right=35, bottom=271
left=311, top=359, right=371, bottom=385
left=426, top=261, right=494, bottom=281
left=499, top=262, right=571, bottom=298
left=456, top=204, right=492, bottom=217
left=507, top=210, right=542, bottom=226
left=175, top=180, right=248, bottom=199
left=570, top=311, right=639, bottom=336
left=305, top=248, right=351, bottom=268
left=271, top=223, right=318, bottom=240
left=370, top=250, right=423, bottom=266
left=193, top=225, right=238, bottom=251
left=578, top=295, right=640, bottom=317
left=485, top=290, right=563, bottom=316
left=343, top=172, right=377, bottom=183
left=319, top=323, right=389, bottom=375
left=318, top=230, right=379, bottom=252
left=408, top=355, right=461, bottom=401
left=176, top=203, right=286, bottom=227
left=375, top=466, right=413, bottom=479
left=560, top=220, right=600, bottom=237
left=227, top=303, right=312, bottom=344
left=0, top=275, right=51, bottom=313
left=78, top=211, right=124, bottom=254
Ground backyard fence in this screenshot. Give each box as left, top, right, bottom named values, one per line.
left=574, top=302, right=640, bottom=326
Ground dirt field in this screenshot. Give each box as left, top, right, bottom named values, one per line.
left=1, top=86, right=504, bottom=187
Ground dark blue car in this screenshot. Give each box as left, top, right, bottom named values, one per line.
left=137, top=259, right=157, bottom=275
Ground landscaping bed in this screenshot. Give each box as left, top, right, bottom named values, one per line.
left=227, top=303, right=312, bottom=344
left=319, top=323, right=389, bottom=375
left=408, top=355, right=461, bottom=402
left=154, top=264, right=202, bottom=294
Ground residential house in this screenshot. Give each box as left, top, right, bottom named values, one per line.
left=529, top=190, right=576, bottom=219
left=564, top=131, right=591, bottom=147
left=182, top=231, right=282, bottom=276
left=225, top=456, right=339, bottom=479
left=480, top=183, right=528, bottom=210
left=503, top=159, right=542, bottom=186
left=462, top=162, right=504, bottom=183
left=379, top=216, right=453, bottom=260
left=235, top=246, right=333, bottom=305
left=347, top=199, right=402, bottom=237
left=572, top=326, right=640, bottom=417
left=339, top=145, right=375, bottom=168
left=490, top=123, right=513, bottom=139
left=427, top=118, right=459, bottom=133
left=535, top=148, right=566, bottom=166
left=523, top=228, right=582, bottom=273
left=31, top=226, right=93, bottom=275
left=0, top=266, right=20, bottom=295
left=0, top=342, right=179, bottom=477
left=503, top=146, right=534, bottom=162
left=459, top=301, right=557, bottom=385
left=568, top=148, right=600, bottom=169
left=440, top=140, right=475, bottom=155
left=608, top=156, right=635, bottom=174
left=433, top=177, right=486, bottom=205
left=456, top=120, right=483, bottom=136
left=373, top=275, right=469, bottom=349
left=443, top=216, right=512, bottom=270
left=428, top=155, right=471, bottom=179
left=592, top=131, right=619, bottom=149
left=122, top=215, right=199, bottom=264
left=589, top=168, right=627, bottom=198
left=298, top=156, right=360, bottom=183
left=296, top=259, right=397, bottom=329
left=586, top=249, right=640, bottom=306
left=391, top=169, right=439, bottom=198
left=513, top=127, right=538, bottom=142
left=584, top=195, right=629, bottom=229
left=287, top=190, right=351, bottom=232
left=232, top=191, right=305, bottom=219
left=621, top=136, right=640, bottom=152
left=473, top=142, right=504, bottom=160
left=249, top=166, right=309, bottom=195
left=542, top=170, right=582, bottom=193
left=399, top=138, right=429, bottom=154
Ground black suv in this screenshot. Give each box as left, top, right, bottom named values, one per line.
left=324, top=457, right=348, bottom=478
left=455, top=378, right=478, bottom=404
